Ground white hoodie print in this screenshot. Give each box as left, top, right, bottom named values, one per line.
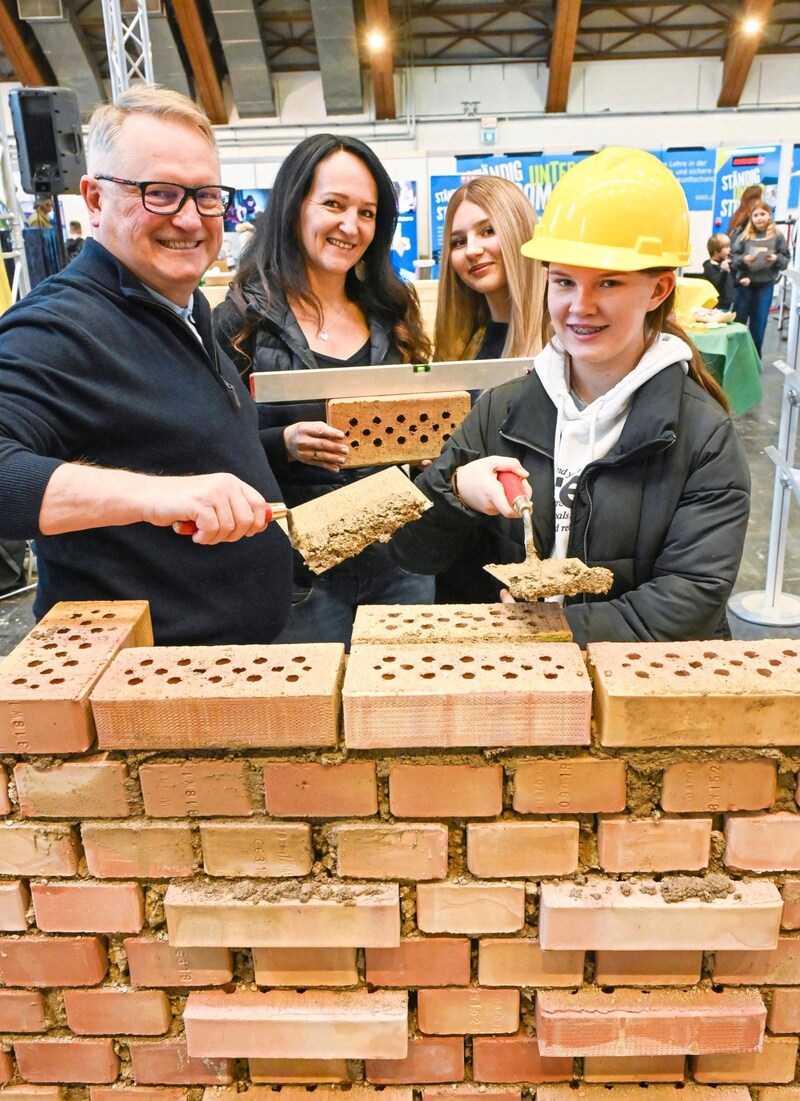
left=533, top=333, right=692, bottom=560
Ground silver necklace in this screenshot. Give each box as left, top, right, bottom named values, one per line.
left=300, top=301, right=348, bottom=342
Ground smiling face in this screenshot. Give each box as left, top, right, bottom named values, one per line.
left=81, top=113, right=223, bottom=306
left=299, top=150, right=378, bottom=281
left=547, top=265, right=675, bottom=385
left=448, top=198, right=509, bottom=318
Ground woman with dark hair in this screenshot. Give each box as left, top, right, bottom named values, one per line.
left=214, top=133, right=433, bottom=647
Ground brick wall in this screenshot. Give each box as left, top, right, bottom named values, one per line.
left=2, top=603, right=800, bottom=1097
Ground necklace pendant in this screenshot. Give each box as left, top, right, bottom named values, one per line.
left=319, top=329, right=329, bottom=341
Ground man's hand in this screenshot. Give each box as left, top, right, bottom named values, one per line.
left=452, top=456, right=531, bottom=517
left=284, top=421, right=348, bottom=472
left=143, top=472, right=269, bottom=543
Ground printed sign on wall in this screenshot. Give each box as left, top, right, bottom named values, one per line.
left=711, top=146, right=781, bottom=231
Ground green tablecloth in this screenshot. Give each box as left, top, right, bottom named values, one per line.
left=689, top=322, right=763, bottom=415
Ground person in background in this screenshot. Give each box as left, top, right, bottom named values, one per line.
left=434, top=176, right=545, bottom=364
left=65, top=220, right=85, bottom=261
left=730, top=200, right=790, bottom=355
left=390, top=147, right=750, bottom=646
left=0, top=84, right=292, bottom=644
left=26, top=196, right=53, bottom=228
left=726, top=184, right=764, bottom=242
left=215, top=133, right=434, bottom=648
left=702, top=233, right=734, bottom=310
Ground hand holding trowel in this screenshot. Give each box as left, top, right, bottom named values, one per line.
left=484, top=471, right=613, bottom=601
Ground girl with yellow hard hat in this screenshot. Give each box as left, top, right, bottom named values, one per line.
left=391, top=147, right=750, bottom=645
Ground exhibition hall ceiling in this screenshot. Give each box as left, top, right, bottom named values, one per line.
left=0, top=0, right=798, bottom=122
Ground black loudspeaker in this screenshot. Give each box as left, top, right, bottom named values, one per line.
left=9, top=87, right=86, bottom=196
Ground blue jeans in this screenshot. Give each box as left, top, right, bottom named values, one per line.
left=734, top=282, right=774, bottom=356
left=272, top=565, right=435, bottom=649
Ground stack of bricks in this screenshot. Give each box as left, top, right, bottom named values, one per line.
left=2, top=600, right=800, bottom=1100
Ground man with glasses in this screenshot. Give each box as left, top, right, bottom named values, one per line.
left=0, top=85, right=292, bottom=644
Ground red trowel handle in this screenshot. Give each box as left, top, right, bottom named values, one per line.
left=497, top=471, right=530, bottom=514
left=172, top=502, right=288, bottom=536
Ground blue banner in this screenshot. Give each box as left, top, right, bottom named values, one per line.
left=390, top=179, right=418, bottom=282
left=455, top=153, right=586, bottom=216
left=658, top=149, right=715, bottom=211
left=711, top=145, right=781, bottom=231
left=789, top=144, right=800, bottom=214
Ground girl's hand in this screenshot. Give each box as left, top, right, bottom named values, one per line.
left=743, top=254, right=755, bottom=265
left=739, top=276, right=751, bottom=287
left=452, top=456, right=531, bottom=517
left=499, top=588, right=516, bottom=604
left=765, top=252, right=777, bottom=264
left=284, top=422, right=348, bottom=472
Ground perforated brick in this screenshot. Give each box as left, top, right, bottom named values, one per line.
left=588, top=640, right=800, bottom=747
left=343, top=642, right=590, bottom=749
left=165, top=881, right=400, bottom=947
left=535, top=988, right=765, bottom=1057
left=539, top=877, right=781, bottom=951
left=351, top=603, right=571, bottom=645
left=0, top=600, right=152, bottom=753
left=184, top=990, right=408, bottom=1059
left=326, top=391, right=471, bottom=466
left=90, top=644, right=344, bottom=750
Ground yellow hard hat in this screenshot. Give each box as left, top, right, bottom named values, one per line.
left=521, top=147, right=691, bottom=271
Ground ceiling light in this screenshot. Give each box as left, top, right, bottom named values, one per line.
left=367, top=30, right=387, bottom=52
left=743, top=15, right=763, bottom=34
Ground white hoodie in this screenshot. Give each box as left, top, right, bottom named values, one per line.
left=533, top=332, right=693, bottom=559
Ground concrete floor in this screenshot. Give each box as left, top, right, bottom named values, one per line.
left=2, top=312, right=799, bottom=655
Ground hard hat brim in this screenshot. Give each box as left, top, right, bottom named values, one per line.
left=521, top=234, right=689, bottom=271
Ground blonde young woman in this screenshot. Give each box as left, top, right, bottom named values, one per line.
left=730, top=200, right=790, bottom=355
left=434, top=176, right=545, bottom=364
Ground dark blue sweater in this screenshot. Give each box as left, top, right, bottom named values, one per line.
left=0, top=240, right=292, bottom=645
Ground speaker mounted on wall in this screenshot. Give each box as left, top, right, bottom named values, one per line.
left=9, top=87, right=86, bottom=196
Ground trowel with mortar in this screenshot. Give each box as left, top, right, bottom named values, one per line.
left=172, top=465, right=431, bottom=575
left=484, top=471, right=614, bottom=601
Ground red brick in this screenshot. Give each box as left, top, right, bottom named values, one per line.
left=467, top=822, right=578, bottom=877
left=64, top=988, right=172, bottom=1035
left=725, top=813, right=800, bottom=871
left=184, top=990, right=407, bottom=1059
left=91, top=1090, right=187, bottom=1101
left=90, top=643, right=343, bottom=750
left=334, top=823, right=448, bottom=879
left=662, top=759, right=777, bottom=812
left=129, top=1040, right=234, bottom=1085
left=0, top=881, right=29, bottom=931
left=535, top=988, right=765, bottom=1057
left=83, top=822, right=194, bottom=878
left=14, top=1037, right=119, bottom=1083
left=0, top=1052, right=13, bottom=1084
left=539, top=877, right=781, bottom=951
left=165, top=881, right=400, bottom=947
left=418, top=987, right=519, bottom=1035
left=366, top=1036, right=464, bottom=1084
left=759, top=1091, right=800, bottom=1101
left=124, top=939, right=233, bottom=987
left=0, top=599, right=152, bottom=754
left=594, top=949, right=701, bottom=985
left=253, top=946, right=357, bottom=987
left=714, top=937, right=800, bottom=983
left=692, top=1036, right=798, bottom=1083
left=14, top=756, right=131, bottom=818
left=478, top=939, right=584, bottom=987
left=0, top=989, right=46, bottom=1032
left=781, top=880, right=800, bottom=928
left=263, top=761, right=377, bottom=817
left=0, top=1090, right=63, bottom=1101
left=424, top=1090, right=520, bottom=1101
left=200, top=822, right=312, bottom=877
left=248, top=1058, right=349, bottom=1083
left=0, top=935, right=107, bottom=986
left=366, top=938, right=471, bottom=987
left=345, top=642, right=591, bottom=749
left=583, top=1055, right=685, bottom=1082
left=417, top=883, right=525, bottom=935
left=597, top=817, right=712, bottom=872
left=472, top=1031, right=573, bottom=1083
left=389, top=764, right=503, bottom=818
left=768, top=988, right=800, bottom=1033
left=140, top=759, right=254, bottom=817
left=0, top=764, right=10, bottom=814
left=31, top=881, right=144, bottom=933
left=0, top=823, right=79, bottom=875
left=512, top=757, right=626, bottom=814
left=540, top=1089, right=750, bottom=1101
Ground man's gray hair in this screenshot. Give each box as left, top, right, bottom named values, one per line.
left=86, top=84, right=216, bottom=173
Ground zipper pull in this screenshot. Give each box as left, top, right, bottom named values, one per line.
left=223, top=378, right=241, bottom=408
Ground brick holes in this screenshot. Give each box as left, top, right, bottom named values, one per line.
left=117, top=653, right=315, bottom=692
left=613, top=646, right=800, bottom=688
left=367, top=651, right=569, bottom=686
left=326, top=393, right=471, bottom=466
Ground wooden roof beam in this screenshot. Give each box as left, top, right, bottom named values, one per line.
left=0, top=0, right=47, bottom=85
left=364, top=0, right=396, bottom=119
left=718, top=0, right=774, bottom=107
left=547, top=0, right=582, bottom=113
left=170, top=0, right=227, bottom=125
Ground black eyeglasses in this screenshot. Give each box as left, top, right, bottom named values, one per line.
left=94, top=176, right=235, bottom=217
